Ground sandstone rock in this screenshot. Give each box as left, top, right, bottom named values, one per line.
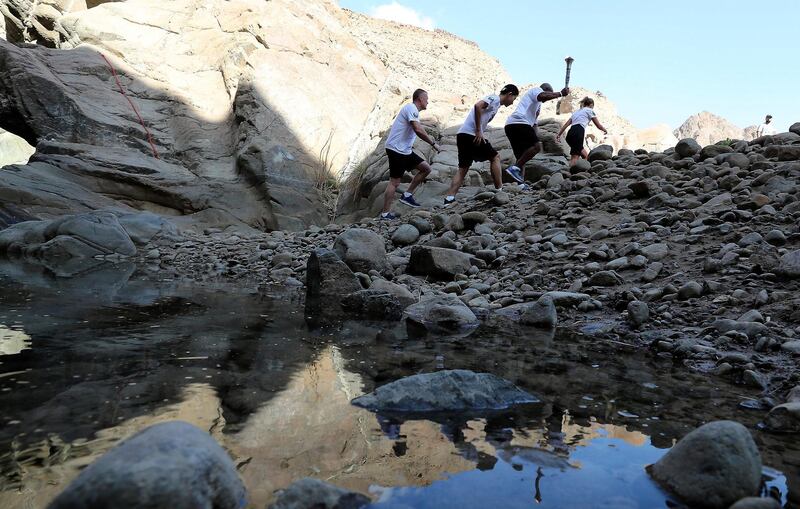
left=351, top=369, right=538, bottom=413
left=333, top=228, right=389, bottom=274
left=391, top=224, right=420, bottom=246
left=674, top=111, right=744, bottom=147
left=408, top=246, right=473, bottom=280
left=648, top=420, right=762, bottom=509
left=47, top=421, right=246, bottom=509
left=675, top=138, right=701, bottom=158
left=403, top=294, right=478, bottom=332
left=268, top=478, right=369, bottom=509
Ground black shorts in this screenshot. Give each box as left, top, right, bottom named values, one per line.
left=504, top=123, right=540, bottom=159
left=456, top=133, right=498, bottom=168
left=385, top=149, right=424, bottom=179
left=566, top=124, right=585, bottom=156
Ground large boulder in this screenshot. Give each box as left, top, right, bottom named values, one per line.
left=700, top=144, right=733, bottom=159
left=332, top=228, right=389, bottom=274
left=47, top=421, right=246, bottom=509
left=305, top=248, right=362, bottom=320
left=675, top=138, right=701, bottom=158
left=715, top=152, right=750, bottom=170
left=408, top=245, right=474, bottom=280
left=648, top=420, right=762, bottom=509
left=341, top=289, right=403, bottom=320
left=588, top=144, right=613, bottom=162
left=268, top=478, right=370, bottom=509
left=368, top=279, right=416, bottom=307
left=763, top=145, right=800, bottom=161
left=790, top=122, right=800, bottom=136
left=404, top=294, right=478, bottom=332
left=351, top=369, right=539, bottom=413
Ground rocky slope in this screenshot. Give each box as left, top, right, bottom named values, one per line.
left=674, top=111, right=745, bottom=146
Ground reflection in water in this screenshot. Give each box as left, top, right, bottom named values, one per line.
left=0, top=325, right=30, bottom=356
left=0, top=265, right=795, bottom=508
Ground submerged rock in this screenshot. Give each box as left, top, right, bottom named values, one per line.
left=496, top=295, right=557, bottom=328
left=47, top=421, right=246, bottom=509
left=648, top=420, right=762, bottom=509
left=268, top=478, right=370, bottom=509
left=351, top=369, right=538, bottom=413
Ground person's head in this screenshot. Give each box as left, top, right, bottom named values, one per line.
left=499, top=84, right=519, bottom=106
left=580, top=97, right=595, bottom=108
left=540, top=83, right=553, bottom=93
left=412, top=88, right=429, bottom=110
left=765, top=114, right=772, bottom=124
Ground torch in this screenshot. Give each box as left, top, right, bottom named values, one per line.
left=564, top=56, right=574, bottom=89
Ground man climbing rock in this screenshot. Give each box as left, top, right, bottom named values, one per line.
left=381, top=89, right=441, bottom=220
left=443, top=84, right=519, bottom=205
left=504, top=83, right=569, bottom=184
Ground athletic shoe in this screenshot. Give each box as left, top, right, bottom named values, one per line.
left=443, top=196, right=455, bottom=206
left=380, top=212, right=398, bottom=220
left=518, top=183, right=530, bottom=191
left=505, top=165, right=524, bottom=183
left=399, top=194, right=421, bottom=208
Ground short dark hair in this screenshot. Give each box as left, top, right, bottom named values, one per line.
left=500, top=84, right=519, bottom=96
left=412, top=89, right=427, bottom=101
left=540, top=83, right=553, bottom=92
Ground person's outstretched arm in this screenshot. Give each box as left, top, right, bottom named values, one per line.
left=556, top=118, right=572, bottom=140
left=537, top=87, right=570, bottom=102
left=412, top=121, right=441, bottom=152
left=591, top=117, right=608, bottom=135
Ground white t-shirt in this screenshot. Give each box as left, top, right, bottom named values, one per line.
left=570, top=107, right=596, bottom=128
left=506, top=87, right=544, bottom=126
left=458, top=95, right=501, bottom=136
left=757, top=122, right=776, bottom=137
left=385, top=103, right=420, bottom=154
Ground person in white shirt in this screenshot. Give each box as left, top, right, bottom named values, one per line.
left=443, top=84, right=519, bottom=205
left=756, top=114, right=776, bottom=138
left=381, top=89, right=441, bottom=219
left=503, top=83, right=569, bottom=184
left=556, top=97, right=608, bottom=167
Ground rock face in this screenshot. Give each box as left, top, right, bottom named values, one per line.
left=47, top=421, right=246, bottom=509
left=351, top=369, right=539, bottom=413
left=648, top=420, right=762, bottom=509
left=674, top=111, right=745, bottom=146
left=268, top=478, right=370, bottom=509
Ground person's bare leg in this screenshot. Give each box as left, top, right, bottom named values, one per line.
left=406, top=161, right=431, bottom=194
left=382, top=177, right=401, bottom=213
left=446, top=167, right=468, bottom=196
left=581, top=148, right=589, bottom=160
left=489, top=155, right=502, bottom=189
left=569, top=154, right=580, bottom=166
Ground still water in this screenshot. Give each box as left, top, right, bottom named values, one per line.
left=0, top=262, right=795, bottom=508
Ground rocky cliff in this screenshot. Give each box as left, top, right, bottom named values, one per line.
left=674, top=111, right=745, bottom=146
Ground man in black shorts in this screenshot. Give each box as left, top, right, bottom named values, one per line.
left=503, top=83, right=569, bottom=184
left=444, top=84, right=519, bottom=205
left=381, top=89, right=441, bottom=220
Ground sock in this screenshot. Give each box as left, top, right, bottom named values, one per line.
left=402, top=192, right=412, bottom=198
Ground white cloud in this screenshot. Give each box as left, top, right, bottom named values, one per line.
left=369, top=2, right=435, bottom=30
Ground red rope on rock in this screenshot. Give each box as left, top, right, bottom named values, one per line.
left=100, top=53, right=159, bottom=159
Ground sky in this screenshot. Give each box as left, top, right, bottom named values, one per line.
left=339, top=0, right=799, bottom=131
